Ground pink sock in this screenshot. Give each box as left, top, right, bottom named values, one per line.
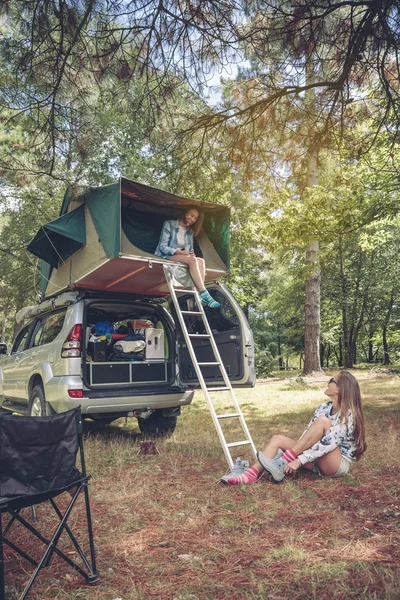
left=227, top=466, right=260, bottom=485
left=281, top=448, right=298, bottom=463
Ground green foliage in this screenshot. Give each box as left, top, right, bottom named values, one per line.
left=254, top=346, right=277, bottom=378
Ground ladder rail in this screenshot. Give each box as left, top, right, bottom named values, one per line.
left=179, top=283, right=257, bottom=461
left=164, top=265, right=257, bottom=468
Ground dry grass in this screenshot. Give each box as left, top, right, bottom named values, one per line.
left=6, top=371, right=400, bottom=599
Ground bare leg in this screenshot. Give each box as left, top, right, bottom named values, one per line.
left=169, top=254, right=204, bottom=291
left=315, top=447, right=342, bottom=476
left=251, top=434, right=297, bottom=474
left=197, top=257, right=206, bottom=283
left=257, top=417, right=341, bottom=475
left=291, top=416, right=332, bottom=455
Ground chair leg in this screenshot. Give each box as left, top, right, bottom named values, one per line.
left=31, top=505, right=38, bottom=523
left=83, top=483, right=99, bottom=581
left=18, top=489, right=86, bottom=600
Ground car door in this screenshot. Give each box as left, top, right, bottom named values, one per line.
left=174, top=281, right=255, bottom=388
left=13, top=315, right=49, bottom=404
left=1, top=323, right=33, bottom=400
left=18, top=310, right=68, bottom=402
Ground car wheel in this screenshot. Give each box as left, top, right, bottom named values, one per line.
left=28, top=385, right=53, bottom=417
left=138, top=411, right=177, bottom=437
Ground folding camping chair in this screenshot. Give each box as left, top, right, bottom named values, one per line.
left=0, top=407, right=100, bottom=600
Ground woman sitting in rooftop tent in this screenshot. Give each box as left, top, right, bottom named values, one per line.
left=154, top=206, right=220, bottom=309
left=223, top=370, right=367, bottom=485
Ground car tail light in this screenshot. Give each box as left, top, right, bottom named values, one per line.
left=61, top=324, right=82, bottom=358
left=68, top=389, right=84, bottom=398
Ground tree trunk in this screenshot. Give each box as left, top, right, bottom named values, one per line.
left=320, top=342, right=325, bottom=368
left=383, top=326, right=390, bottom=364
left=350, top=342, right=357, bottom=366
left=303, top=143, right=321, bottom=374
left=382, top=290, right=394, bottom=365
left=1, top=307, right=7, bottom=343
left=277, top=333, right=283, bottom=369
left=338, top=238, right=354, bottom=368
left=326, top=343, right=331, bottom=368
left=304, top=239, right=322, bottom=373
left=368, top=340, right=374, bottom=363
left=302, top=57, right=322, bottom=375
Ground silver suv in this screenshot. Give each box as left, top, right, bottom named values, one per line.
left=0, top=282, right=255, bottom=435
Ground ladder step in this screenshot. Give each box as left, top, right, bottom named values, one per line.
left=226, top=440, right=253, bottom=448
left=188, top=334, right=210, bottom=338
left=174, top=288, right=196, bottom=294
left=181, top=310, right=202, bottom=315
left=217, top=413, right=241, bottom=419
left=198, top=362, right=221, bottom=366
left=206, top=386, right=230, bottom=392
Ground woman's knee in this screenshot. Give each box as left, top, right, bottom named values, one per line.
left=270, top=434, right=286, bottom=445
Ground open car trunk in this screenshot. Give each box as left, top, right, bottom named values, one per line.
left=82, top=299, right=175, bottom=391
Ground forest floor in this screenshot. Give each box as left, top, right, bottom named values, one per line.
left=7, top=369, right=400, bottom=600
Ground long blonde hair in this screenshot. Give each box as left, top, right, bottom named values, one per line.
left=336, top=371, right=367, bottom=460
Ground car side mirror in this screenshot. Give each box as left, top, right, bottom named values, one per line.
left=0, top=343, right=8, bottom=356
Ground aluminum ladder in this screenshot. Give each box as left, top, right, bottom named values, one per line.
left=164, top=264, right=257, bottom=469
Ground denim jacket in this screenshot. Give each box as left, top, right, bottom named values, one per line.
left=154, top=219, right=194, bottom=259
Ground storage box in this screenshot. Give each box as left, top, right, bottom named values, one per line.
left=145, top=328, right=164, bottom=360
left=87, top=341, right=106, bottom=362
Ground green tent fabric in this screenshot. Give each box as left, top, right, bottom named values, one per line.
left=27, top=204, right=86, bottom=269
left=121, top=206, right=166, bottom=255
left=85, top=182, right=121, bottom=258
left=203, top=211, right=230, bottom=268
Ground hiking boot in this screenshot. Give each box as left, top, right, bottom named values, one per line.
left=274, top=448, right=283, bottom=460
left=257, top=451, right=286, bottom=482
left=218, top=457, right=249, bottom=484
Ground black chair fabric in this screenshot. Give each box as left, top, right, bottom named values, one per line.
left=0, top=407, right=99, bottom=599
left=0, top=408, right=81, bottom=500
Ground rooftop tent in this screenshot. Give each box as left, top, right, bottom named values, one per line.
left=27, top=204, right=86, bottom=268
left=31, top=177, right=230, bottom=299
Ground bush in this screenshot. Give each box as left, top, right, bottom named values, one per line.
left=255, top=347, right=277, bottom=377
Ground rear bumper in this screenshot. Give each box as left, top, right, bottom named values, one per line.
left=44, top=375, right=194, bottom=415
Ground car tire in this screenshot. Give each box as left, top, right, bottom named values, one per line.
left=138, top=410, right=177, bottom=437
left=28, top=385, right=53, bottom=417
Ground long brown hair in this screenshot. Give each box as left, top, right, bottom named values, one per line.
left=181, top=206, right=204, bottom=236
left=336, top=370, right=367, bottom=460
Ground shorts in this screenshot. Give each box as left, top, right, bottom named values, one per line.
left=313, top=455, right=353, bottom=478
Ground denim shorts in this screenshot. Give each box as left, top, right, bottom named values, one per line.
left=313, top=456, right=353, bottom=478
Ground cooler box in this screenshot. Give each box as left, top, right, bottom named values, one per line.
left=87, top=340, right=107, bottom=362
left=145, top=328, right=165, bottom=360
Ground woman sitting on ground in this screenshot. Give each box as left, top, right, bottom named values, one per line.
left=154, top=206, right=220, bottom=309
left=225, top=370, right=366, bottom=485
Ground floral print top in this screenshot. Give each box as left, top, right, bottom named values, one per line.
left=297, top=401, right=358, bottom=465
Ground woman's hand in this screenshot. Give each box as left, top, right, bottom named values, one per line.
left=283, top=459, right=301, bottom=474
left=174, top=250, right=190, bottom=256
